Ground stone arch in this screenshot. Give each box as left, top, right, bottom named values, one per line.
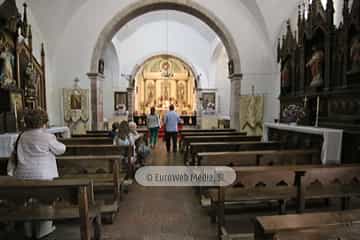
left=90, top=0, right=241, bottom=75
left=89, top=0, right=242, bottom=130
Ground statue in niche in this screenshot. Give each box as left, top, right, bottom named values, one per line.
left=162, top=82, right=170, bottom=100
left=281, top=60, right=290, bottom=91
left=147, top=82, right=155, bottom=104
left=25, top=62, right=37, bottom=98
left=177, top=82, right=185, bottom=103
left=0, top=44, right=16, bottom=88
left=350, top=35, right=360, bottom=73
left=228, top=59, right=234, bottom=75
left=98, top=59, right=104, bottom=74
left=306, top=46, right=324, bottom=88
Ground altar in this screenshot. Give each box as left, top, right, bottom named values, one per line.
left=0, top=126, right=70, bottom=158
left=263, top=123, right=343, bottom=165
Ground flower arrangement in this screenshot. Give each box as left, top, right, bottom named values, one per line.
left=282, top=104, right=305, bottom=123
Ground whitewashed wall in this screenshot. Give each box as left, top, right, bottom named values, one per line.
left=14, top=0, right=337, bottom=126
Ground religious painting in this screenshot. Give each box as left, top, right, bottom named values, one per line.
left=114, top=91, right=128, bottom=110
left=70, top=90, right=82, bottom=110
left=202, top=92, right=216, bottom=111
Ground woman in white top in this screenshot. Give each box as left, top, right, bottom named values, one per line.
left=147, top=107, right=160, bottom=148
left=14, top=108, right=66, bottom=239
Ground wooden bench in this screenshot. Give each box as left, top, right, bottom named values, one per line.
left=87, top=131, right=109, bottom=134
left=181, top=135, right=261, bottom=153
left=180, top=132, right=246, bottom=151
left=273, top=224, right=360, bottom=240
left=57, top=155, right=124, bottom=223
left=72, top=133, right=109, bottom=138
left=254, top=209, right=360, bottom=240
left=208, top=167, right=298, bottom=239
left=197, top=149, right=320, bottom=166
left=210, top=164, right=360, bottom=239
left=186, top=141, right=281, bottom=165
left=297, top=165, right=360, bottom=212
left=63, top=144, right=130, bottom=156
left=59, top=137, right=113, bottom=145
left=0, top=177, right=101, bottom=240
left=180, top=128, right=237, bottom=134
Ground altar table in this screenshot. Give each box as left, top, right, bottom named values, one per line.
left=263, top=123, right=343, bottom=165
left=0, top=126, right=70, bottom=158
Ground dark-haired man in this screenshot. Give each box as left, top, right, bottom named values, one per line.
left=164, top=104, right=181, bottom=152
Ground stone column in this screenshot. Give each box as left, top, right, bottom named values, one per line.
left=87, top=72, right=104, bottom=130
left=229, top=73, right=242, bottom=130
left=127, top=87, right=135, bottom=121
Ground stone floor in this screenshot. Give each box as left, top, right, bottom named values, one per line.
left=0, top=142, right=217, bottom=240
left=2, top=141, right=359, bottom=240
left=101, top=143, right=217, bottom=240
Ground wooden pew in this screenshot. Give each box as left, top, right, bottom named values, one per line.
left=87, top=131, right=109, bottom=134
left=0, top=177, right=101, bottom=240
left=72, top=133, right=109, bottom=138
left=63, top=144, right=130, bottom=156
left=210, top=165, right=360, bottom=239
left=180, top=128, right=236, bottom=133
left=59, top=137, right=113, bottom=145
left=297, top=165, right=360, bottom=212
left=186, top=141, right=281, bottom=164
left=254, top=209, right=360, bottom=240
left=181, top=135, right=261, bottom=153
left=57, top=155, right=124, bottom=223
left=208, top=167, right=298, bottom=239
left=197, top=149, right=320, bottom=166
left=180, top=132, right=246, bottom=151
left=274, top=224, right=360, bottom=240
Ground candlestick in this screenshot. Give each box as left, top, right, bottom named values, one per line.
left=315, top=96, right=320, bottom=127
left=304, top=96, right=308, bottom=108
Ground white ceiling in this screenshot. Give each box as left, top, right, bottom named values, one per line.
left=21, top=0, right=304, bottom=51
left=114, top=10, right=217, bottom=44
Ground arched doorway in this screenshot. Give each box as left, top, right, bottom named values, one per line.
left=89, top=0, right=242, bottom=130
left=133, top=55, right=197, bottom=122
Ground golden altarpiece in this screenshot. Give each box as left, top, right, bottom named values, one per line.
left=134, top=55, right=196, bottom=119
left=0, top=0, right=46, bottom=132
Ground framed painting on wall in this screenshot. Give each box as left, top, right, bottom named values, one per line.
left=114, top=91, right=128, bottom=110
left=202, top=92, right=216, bottom=110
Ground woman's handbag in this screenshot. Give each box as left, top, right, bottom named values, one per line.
left=7, top=132, right=24, bottom=176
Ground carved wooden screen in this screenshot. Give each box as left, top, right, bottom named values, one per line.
left=16, top=42, right=46, bottom=110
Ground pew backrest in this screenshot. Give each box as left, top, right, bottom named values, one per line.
left=198, top=149, right=320, bottom=166
left=60, top=137, right=113, bottom=145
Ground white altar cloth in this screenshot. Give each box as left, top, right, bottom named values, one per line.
left=0, top=126, right=70, bottom=158
left=263, top=123, right=343, bottom=165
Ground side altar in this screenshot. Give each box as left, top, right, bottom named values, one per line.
left=278, top=0, right=360, bottom=163
left=263, top=123, right=343, bottom=165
